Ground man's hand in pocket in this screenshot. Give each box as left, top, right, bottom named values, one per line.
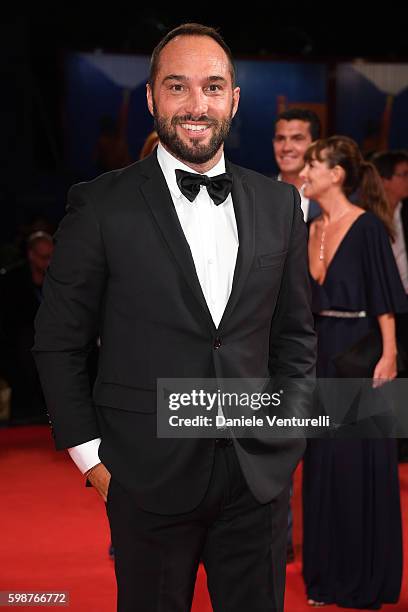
left=87, top=463, right=111, bottom=502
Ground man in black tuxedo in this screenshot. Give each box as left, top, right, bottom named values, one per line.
left=273, top=108, right=321, bottom=223
left=34, top=23, right=316, bottom=611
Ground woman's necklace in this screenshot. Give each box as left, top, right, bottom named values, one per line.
left=319, top=229, right=326, bottom=261
left=318, top=208, right=352, bottom=262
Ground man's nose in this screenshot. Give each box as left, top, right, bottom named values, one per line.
left=184, top=89, right=208, bottom=118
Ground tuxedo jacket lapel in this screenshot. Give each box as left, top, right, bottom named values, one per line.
left=218, top=161, right=255, bottom=331
left=139, top=153, right=216, bottom=334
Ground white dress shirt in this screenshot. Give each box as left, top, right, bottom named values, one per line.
left=299, top=188, right=310, bottom=223
left=277, top=174, right=309, bottom=221
left=68, top=143, right=239, bottom=474
left=392, top=201, right=408, bottom=293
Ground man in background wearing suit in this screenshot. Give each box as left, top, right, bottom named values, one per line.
left=273, top=108, right=321, bottom=223
left=34, top=23, right=316, bottom=611
left=272, top=107, right=320, bottom=561
left=372, top=150, right=408, bottom=460
left=372, top=150, right=408, bottom=300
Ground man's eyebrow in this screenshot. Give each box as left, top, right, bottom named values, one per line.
left=161, top=75, right=228, bottom=84
left=162, top=75, right=189, bottom=83
left=206, top=76, right=228, bottom=83
left=275, top=133, right=306, bottom=139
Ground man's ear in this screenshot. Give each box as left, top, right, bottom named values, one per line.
left=231, top=86, right=240, bottom=119
left=146, top=83, right=154, bottom=117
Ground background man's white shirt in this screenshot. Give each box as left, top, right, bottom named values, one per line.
left=392, top=201, right=408, bottom=293
left=277, top=173, right=309, bottom=221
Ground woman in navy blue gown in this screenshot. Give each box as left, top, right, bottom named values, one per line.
left=300, top=136, right=407, bottom=609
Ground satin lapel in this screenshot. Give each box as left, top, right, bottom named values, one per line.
left=218, top=162, right=255, bottom=332
left=139, top=153, right=216, bottom=333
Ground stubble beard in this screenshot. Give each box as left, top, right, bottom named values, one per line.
left=153, top=99, right=234, bottom=165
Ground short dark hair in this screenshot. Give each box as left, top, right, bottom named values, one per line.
left=274, top=108, right=321, bottom=141
left=371, top=150, right=408, bottom=179
left=149, top=23, right=236, bottom=88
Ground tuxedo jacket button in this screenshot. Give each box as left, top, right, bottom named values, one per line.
left=214, top=337, right=222, bottom=350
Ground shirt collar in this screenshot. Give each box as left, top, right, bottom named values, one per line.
left=277, top=173, right=308, bottom=200
left=394, top=201, right=403, bottom=218
left=157, top=142, right=226, bottom=200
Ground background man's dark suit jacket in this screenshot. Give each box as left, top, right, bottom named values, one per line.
left=33, top=151, right=316, bottom=515
left=271, top=175, right=320, bottom=222
left=401, top=200, right=408, bottom=264
left=308, top=199, right=321, bottom=222
left=397, top=199, right=408, bottom=357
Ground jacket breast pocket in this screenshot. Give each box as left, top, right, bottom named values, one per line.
left=257, top=251, right=287, bottom=269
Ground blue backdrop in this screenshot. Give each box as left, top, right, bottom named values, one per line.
left=64, top=52, right=327, bottom=179
left=336, top=63, right=408, bottom=154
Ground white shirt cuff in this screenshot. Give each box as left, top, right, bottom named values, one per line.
left=68, top=438, right=102, bottom=474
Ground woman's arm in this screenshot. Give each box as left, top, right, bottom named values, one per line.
left=373, top=313, right=397, bottom=387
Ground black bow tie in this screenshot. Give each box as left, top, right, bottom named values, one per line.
left=175, top=169, right=233, bottom=206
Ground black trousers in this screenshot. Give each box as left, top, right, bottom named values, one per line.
left=106, top=441, right=290, bottom=612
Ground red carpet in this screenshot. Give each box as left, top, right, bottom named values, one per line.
left=0, top=425, right=406, bottom=611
